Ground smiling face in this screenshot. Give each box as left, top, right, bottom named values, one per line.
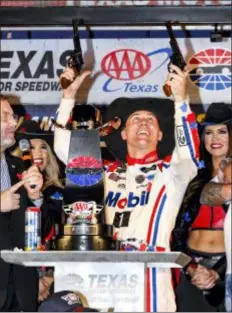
left=204, top=124, right=229, bottom=161
left=30, top=138, right=49, bottom=172
left=121, top=110, right=163, bottom=158
left=1, top=98, right=17, bottom=151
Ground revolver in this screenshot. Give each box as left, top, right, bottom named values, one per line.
left=60, top=18, right=84, bottom=89
left=163, top=22, right=187, bottom=97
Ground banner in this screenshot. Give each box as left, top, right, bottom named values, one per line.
left=55, top=262, right=145, bottom=312
left=1, top=26, right=231, bottom=108
left=1, top=0, right=231, bottom=7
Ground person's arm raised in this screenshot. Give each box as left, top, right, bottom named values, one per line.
left=56, top=68, right=91, bottom=127
left=54, top=68, right=91, bottom=165
left=165, top=64, right=199, bottom=175
left=166, top=63, right=188, bottom=104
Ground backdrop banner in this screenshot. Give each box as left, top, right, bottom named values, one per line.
left=1, top=26, right=231, bottom=108
left=54, top=262, right=145, bottom=312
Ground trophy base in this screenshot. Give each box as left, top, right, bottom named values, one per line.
left=54, top=223, right=117, bottom=251
left=55, top=223, right=113, bottom=236
left=54, top=235, right=116, bottom=251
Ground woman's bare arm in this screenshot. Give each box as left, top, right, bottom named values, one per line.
left=200, top=182, right=231, bottom=206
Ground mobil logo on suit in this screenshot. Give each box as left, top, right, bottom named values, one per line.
left=105, top=190, right=150, bottom=209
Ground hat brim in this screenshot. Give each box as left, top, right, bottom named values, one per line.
left=16, top=131, right=54, bottom=148
left=200, top=118, right=232, bottom=127
left=200, top=103, right=232, bottom=127
left=38, top=290, right=99, bottom=312
left=103, top=97, right=175, bottom=161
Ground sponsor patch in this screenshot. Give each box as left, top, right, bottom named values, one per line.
left=109, top=173, right=125, bottom=182
left=61, top=293, right=81, bottom=306
left=140, top=164, right=157, bottom=173
left=117, top=183, right=126, bottom=190
left=176, top=125, right=187, bottom=146
left=135, top=175, right=145, bottom=184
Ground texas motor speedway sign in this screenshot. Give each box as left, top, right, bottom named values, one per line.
left=1, top=26, right=231, bottom=106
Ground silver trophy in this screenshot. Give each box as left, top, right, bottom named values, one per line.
left=54, top=105, right=121, bottom=251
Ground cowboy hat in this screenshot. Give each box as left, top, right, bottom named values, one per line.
left=103, top=97, right=175, bottom=161
left=200, top=102, right=232, bottom=126
left=16, top=120, right=54, bottom=147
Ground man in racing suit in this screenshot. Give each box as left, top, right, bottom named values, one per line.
left=54, top=65, right=200, bottom=312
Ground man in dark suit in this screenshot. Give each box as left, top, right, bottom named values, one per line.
left=0, top=95, right=45, bottom=311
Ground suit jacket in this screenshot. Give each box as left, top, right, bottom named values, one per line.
left=0, top=152, right=38, bottom=311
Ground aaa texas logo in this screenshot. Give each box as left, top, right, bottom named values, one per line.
left=188, top=48, right=231, bottom=91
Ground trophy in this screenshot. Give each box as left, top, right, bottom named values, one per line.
left=55, top=104, right=121, bottom=251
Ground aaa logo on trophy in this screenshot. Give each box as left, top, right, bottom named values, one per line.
left=63, top=201, right=103, bottom=225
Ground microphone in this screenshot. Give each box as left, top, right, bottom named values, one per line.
left=19, top=139, right=36, bottom=189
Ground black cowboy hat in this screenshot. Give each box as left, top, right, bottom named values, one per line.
left=103, top=97, right=175, bottom=161
left=16, top=120, right=54, bottom=147
left=201, top=102, right=232, bottom=127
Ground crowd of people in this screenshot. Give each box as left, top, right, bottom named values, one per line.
left=0, top=63, right=231, bottom=312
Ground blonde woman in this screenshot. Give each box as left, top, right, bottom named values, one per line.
left=13, top=120, right=65, bottom=302
left=14, top=120, right=64, bottom=242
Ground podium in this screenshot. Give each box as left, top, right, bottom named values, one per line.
left=1, top=250, right=190, bottom=312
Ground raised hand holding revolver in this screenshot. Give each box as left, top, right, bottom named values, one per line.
left=60, top=67, right=91, bottom=99
left=163, top=22, right=187, bottom=97
left=60, top=18, right=84, bottom=90
left=165, top=64, right=189, bottom=103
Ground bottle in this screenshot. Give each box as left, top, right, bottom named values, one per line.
left=25, top=207, right=41, bottom=251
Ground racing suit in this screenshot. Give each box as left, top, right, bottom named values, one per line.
left=54, top=98, right=199, bottom=312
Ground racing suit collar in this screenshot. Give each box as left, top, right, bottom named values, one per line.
left=126, top=151, right=158, bottom=166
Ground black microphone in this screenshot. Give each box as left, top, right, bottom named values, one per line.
left=19, top=139, right=36, bottom=189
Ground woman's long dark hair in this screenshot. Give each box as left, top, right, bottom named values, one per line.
left=172, top=116, right=231, bottom=252
left=181, top=122, right=231, bottom=213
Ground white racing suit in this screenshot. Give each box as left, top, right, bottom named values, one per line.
left=54, top=98, right=199, bottom=312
